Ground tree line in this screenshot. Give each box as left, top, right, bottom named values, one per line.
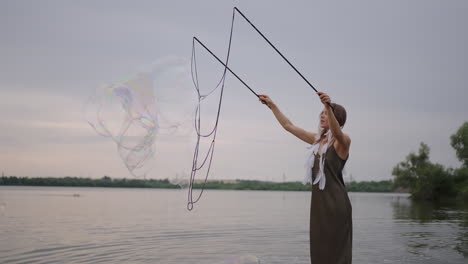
left=392, top=122, right=468, bottom=201
left=0, top=175, right=396, bottom=192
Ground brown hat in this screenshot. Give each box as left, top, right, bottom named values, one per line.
left=331, top=103, right=347, bottom=127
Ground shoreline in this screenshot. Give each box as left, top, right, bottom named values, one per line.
left=1, top=176, right=399, bottom=193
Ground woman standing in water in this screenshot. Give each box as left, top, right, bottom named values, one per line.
left=259, top=92, right=352, bottom=264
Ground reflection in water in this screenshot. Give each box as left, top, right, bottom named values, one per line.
left=0, top=202, right=6, bottom=216
left=391, top=197, right=468, bottom=258
left=223, top=255, right=259, bottom=264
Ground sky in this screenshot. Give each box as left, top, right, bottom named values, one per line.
left=1, top=0, right=467, bottom=183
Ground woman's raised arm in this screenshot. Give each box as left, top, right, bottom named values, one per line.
left=317, top=92, right=351, bottom=155
left=259, top=94, right=317, bottom=144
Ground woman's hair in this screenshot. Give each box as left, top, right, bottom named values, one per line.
left=316, top=103, right=347, bottom=143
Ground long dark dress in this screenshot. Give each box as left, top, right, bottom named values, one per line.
left=310, top=143, right=352, bottom=264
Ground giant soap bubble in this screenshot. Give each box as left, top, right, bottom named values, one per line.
left=85, top=58, right=196, bottom=177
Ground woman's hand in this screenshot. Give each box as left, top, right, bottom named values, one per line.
left=259, top=94, right=274, bottom=108
left=317, top=92, right=331, bottom=107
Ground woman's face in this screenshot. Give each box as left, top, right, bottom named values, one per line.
left=319, top=109, right=329, bottom=129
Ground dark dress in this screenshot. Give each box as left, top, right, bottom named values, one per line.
left=310, top=143, right=352, bottom=264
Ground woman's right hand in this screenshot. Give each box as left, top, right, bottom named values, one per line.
left=259, top=94, right=274, bottom=108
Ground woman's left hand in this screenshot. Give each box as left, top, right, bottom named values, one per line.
left=317, top=91, right=331, bottom=106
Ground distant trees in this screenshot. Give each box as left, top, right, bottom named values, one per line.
left=346, top=180, right=394, bottom=192
left=450, top=122, right=468, bottom=167
left=0, top=176, right=396, bottom=192
left=0, top=176, right=178, bottom=189
left=393, top=122, right=468, bottom=201
left=450, top=122, right=468, bottom=199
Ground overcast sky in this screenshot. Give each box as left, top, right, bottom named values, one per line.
left=1, top=0, right=467, bottom=183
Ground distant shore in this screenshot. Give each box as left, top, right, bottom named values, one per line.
left=0, top=176, right=400, bottom=193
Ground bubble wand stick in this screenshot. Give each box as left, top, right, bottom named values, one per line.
left=189, top=7, right=334, bottom=210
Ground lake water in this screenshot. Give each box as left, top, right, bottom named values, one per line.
left=0, top=186, right=467, bottom=263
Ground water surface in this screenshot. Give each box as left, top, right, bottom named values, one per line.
left=0, top=186, right=467, bottom=263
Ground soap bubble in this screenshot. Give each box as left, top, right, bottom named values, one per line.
left=85, top=58, right=196, bottom=177
left=169, top=172, right=190, bottom=189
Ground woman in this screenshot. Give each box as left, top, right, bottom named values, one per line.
left=259, top=92, right=352, bottom=264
